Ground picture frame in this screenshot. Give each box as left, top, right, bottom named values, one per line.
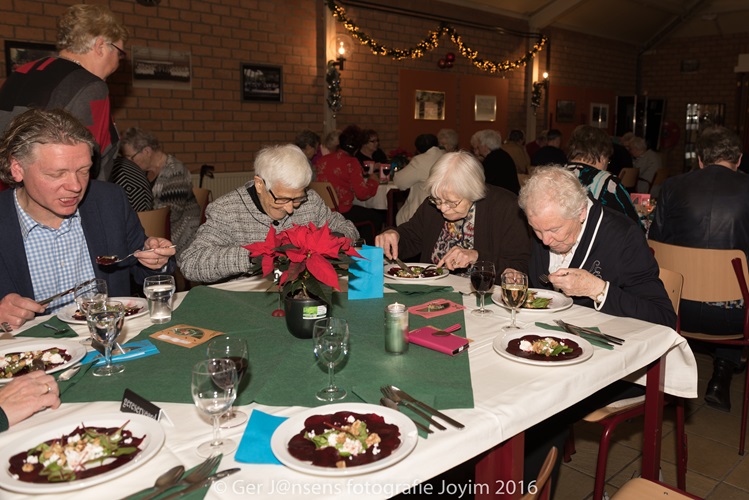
left=590, top=103, right=609, bottom=128
left=4, top=41, right=57, bottom=76
left=414, top=90, right=445, bottom=120
left=555, top=100, right=576, bottom=123
left=474, top=95, right=497, bottom=122
left=241, top=63, right=282, bottom=102
left=132, top=46, right=192, bottom=90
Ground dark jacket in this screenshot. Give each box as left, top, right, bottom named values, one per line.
left=395, top=185, right=531, bottom=274
left=530, top=202, right=676, bottom=328
left=483, top=148, right=520, bottom=195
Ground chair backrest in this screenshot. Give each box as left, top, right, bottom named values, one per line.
left=192, top=187, right=212, bottom=224
left=137, top=207, right=170, bottom=239
left=650, top=168, right=669, bottom=193
left=648, top=240, right=749, bottom=303
left=617, top=167, right=638, bottom=191
left=520, top=446, right=558, bottom=500
left=309, top=181, right=339, bottom=211
left=658, top=267, right=683, bottom=315
left=386, top=188, right=409, bottom=227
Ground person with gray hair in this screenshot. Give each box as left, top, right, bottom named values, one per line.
left=470, top=129, right=519, bottom=194
left=518, top=166, right=674, bottom=326
left=629, top=136, right=662, bottom=194
left=178, top=144, right=359, bottom=284
left=375, top=151, right=530, bottom=273
left=0, top=4, right=129, bottom=181
left=392, top=133, right=444, bottom=225
left=437, top=128, right=459, bottom=152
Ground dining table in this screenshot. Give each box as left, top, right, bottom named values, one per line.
left=0, top=272, right=697, bottom=499
left=353, top=182, right=399, bottom=211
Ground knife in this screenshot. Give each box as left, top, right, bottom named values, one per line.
left=553, top=320, right=615, bottom=349
left=392, top=257, right=415, bottom=275
left=380, top=397, right=432, bottom=434
left=555, top=319, right=623, bottom=345
left=390, top=386, right=465, bottom=430
left=161, top=468, right=241, bottom=499
left=37, top=278, right=96, bottom=306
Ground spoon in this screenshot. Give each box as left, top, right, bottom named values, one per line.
left=96, top=245, right=176, bottom=265
left=43, top=324, right=70, bottom=336
left=126, top=464, right=186, bottom=500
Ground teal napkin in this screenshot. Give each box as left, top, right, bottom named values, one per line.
left=80, top=340, right=159, bottom=366
left=17, top=317, right=77, bottom=338
left=534, top=322, right=613, bottom=350
left=235, top=410, right=287, bottom=465
left=384, top=284, right=454, bottom=295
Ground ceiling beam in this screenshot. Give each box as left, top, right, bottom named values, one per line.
left=641, top=0, right=709, bottom=52
left=529, top=0, right=588, bottom=29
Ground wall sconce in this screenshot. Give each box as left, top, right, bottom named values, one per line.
left=531, top=71, right=549, bottom=112
left=326, top=34, right=353, bottom=116
left=328, top=34, right=353, bottom=71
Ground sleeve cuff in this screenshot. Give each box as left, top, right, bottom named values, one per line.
left=594, top=281, right=610, bottom=311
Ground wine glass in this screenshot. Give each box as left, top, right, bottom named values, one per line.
left=313, top=317, right=350, bottom=401
left=191, top=358, right=238, bottom=457
left=206, top=336, right=249, bottom=428
left=85, top=301, right=125, bottom=377
left=470, top=261, right=496, bottom=316
left=501, top=270, right=529, bottom=330
left=74, top=278, right=108, bottom=314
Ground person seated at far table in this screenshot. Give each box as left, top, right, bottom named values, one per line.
left=531, top=128, right=567, bottom=166
left=375, top=151, right=531, bottom=274
left=503, top=129, right=531, bottom=175
left=630, top=136, right=662, bottom=195
left=110, top=155, right=153, bottom=212
left=470, top=129, right=519, bottom=194
left=393, top=133, right=444, bottom=225
left=294, top=129, right=322, bottom=172
left=1, top=371, right=61, bottom=432
left=0, top=109, right=176, bottom=329
left=437, top=128, right=459, bottom=152
left=178, top=144, right=359, bottom=284
left=565, top=125, right=642, bottom=228
left=355, top=128, right=388, bottom=169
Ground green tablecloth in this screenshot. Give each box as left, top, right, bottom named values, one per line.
left=59, top=286, right=474, bottom=410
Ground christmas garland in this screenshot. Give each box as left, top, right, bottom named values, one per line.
left=326, top=62, right=343, bottom=116
left=326, top=0, right=547, bottom=74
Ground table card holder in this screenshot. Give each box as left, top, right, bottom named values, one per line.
left=121, top=388, right=174, bottom=426
left=348, top=245, right=384, bottom=300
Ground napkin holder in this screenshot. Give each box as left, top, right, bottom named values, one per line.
left=348, top=245, right=384, bottom=300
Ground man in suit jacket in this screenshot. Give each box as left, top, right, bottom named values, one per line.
left=0, top=109, right=175, bottom=329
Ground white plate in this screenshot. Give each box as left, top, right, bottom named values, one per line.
left=57, top=297, right=148, bottom=324
left=271, top=403, right=418, bottom=477
left=384, top=262, right=449, bottom=282
left=0, top=340, right=86, bottom=384
left=0, top=412, right=165, bottom=493
left=491, top=288, right=573, bottom=314
left=492, top=330, right=594, bottom=366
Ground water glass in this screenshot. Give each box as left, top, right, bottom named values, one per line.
left=86, top=301, right=126, bottom=377
left=143, top=275, right=176, bottom=323
left=191, top=358, right=238, bottom=457
left=313, top=317, right=350, bottom=401
left=74, top=278, right=108, bottom=313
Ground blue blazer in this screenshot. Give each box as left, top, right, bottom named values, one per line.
left=0, top=181, right=175, bottom=302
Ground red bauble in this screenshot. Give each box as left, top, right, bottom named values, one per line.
left=445, top=52, right=455, bottom=63
left=438, top=58, right=447, bottom=69
left=446, top=61, right=454, bottom=68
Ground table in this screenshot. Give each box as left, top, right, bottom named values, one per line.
left=0, top=275, right=697, bottom=499
left=353, top=182, right=399, bottom=211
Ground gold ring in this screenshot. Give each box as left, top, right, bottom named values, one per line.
left=44, top=383, right=51, bottom=395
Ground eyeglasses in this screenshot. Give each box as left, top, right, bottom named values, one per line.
left=109, top=43, right=126, bottom=59
left=126, top=147, right=145, bottom=161
left=267, top=187, right=308, bottom=206
left=368, top=138, right=379, bottom=143
left=428, top=196, right=463, bottom=209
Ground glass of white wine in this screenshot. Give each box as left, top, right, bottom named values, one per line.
left=500, top=270, right=529, bottom=330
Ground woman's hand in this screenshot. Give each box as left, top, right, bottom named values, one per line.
left=437, top=247, right=480, bottom=270
left=549, top=268, right=605, bottom=300
left=374, top=230, right=400, bottom=260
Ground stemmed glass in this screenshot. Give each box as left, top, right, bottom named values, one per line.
left=501, top=270, right=529, bottom=330
left=74, top=278, right=108, bottom=314
left=313, top=317, right=350, bottom=401
left=85, top=301, right=126, bottom=376
left=206, top=336, right=249, bottom=428
left=470, top=261, right=496, bottom=316
left=191, top=358, right=238, bottom=457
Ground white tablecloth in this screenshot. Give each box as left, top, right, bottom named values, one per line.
left=352, top=183, right=399, bottom=211
left=0, top=274, right=697, bottom=499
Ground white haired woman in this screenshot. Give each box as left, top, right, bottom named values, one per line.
left=375, top=151, right=530, bottom=273
left=470, top=129, right=520, bottom=194
left=518, top=166, right=674, bottom=326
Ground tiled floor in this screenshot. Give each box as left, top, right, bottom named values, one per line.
left=557, top=350, right=749, bottom=499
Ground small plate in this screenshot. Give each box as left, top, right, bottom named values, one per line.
left=493, top=330, right=593, bottom=366
left=491, top=288, right=573, bottom=314
left=57, top=297, right=148, bottom=324
left=384, top=262, right=449, bottom=282
left=0, top=340, right=86, bottom=384
left=270, top=403, right=418, bottom=476
left=0, top=413, right=164, bottom=493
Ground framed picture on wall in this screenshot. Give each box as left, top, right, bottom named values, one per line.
left=241, top=63, right=282, bottom=102
left=556, top=100, right=576, bottom=123
left=414, top=90, right=445, bottom=120
left=132, top=46, right=192, bottom=90
left=590, top=103, right=609, bottom=128
left=474, top=95, right=496, bottom=122
left=4, top=41, right=57, bottom=76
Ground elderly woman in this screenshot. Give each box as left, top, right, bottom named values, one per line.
left=470, top=129, right=519, bottom=194
left=375, top=151, right=530, bottom=273
left=120, top=127, right=201, bottom=256
left=355, top=128, right=388, bottom=168
left=519, top=166, right=674, bottom=326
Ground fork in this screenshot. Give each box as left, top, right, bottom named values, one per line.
left=380, top=386, right=446, bottom=431
left=159, top=455, right=221, bottom=497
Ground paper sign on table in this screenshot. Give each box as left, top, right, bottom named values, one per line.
left=408, top=299, right=465, bottom=319
left=348, top=245, right=384, bottom=300
left=149, top=324, right=224, bottom=348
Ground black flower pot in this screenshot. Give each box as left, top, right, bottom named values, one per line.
left=283, top=294, right=329, bottom=339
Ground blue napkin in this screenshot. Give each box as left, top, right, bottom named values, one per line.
left=80, top=340, right=160, bottom=366
left=348, top=245, right=384, bottom=300
left=235, top=409, right=288, bottom=464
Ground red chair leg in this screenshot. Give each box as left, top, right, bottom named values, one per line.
left=741, top=368, right=749, bottom=455
left=594, top=422, right=616, bottom=500
left=563, top=425, right=576, bottom=463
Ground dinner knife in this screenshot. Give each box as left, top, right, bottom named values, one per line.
left=380, top=397, right=432, bottom=434
left=555, top=319, right=623, bottom=345
left=37, top=278, right=96, bottom=306
left=553, top=319, right=615, bottom=349
left=390, top=386, right=465, bottom=430
left=161, top=468, right=241, bottom=499
left=392, top=257, right=415, bottom=275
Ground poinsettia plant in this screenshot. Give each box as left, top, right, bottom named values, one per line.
left=244, top=222, right=362, bottom=306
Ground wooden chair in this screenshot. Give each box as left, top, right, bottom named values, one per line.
left=520, top=446, right=557, bottom=500
left=649, top=167, right=669, bottom=194
left=192, top=187, right=212, bottom=224
left=648, top=240, right=749, bottom=454
left=617, top=167, right=638, bottom=192
left=137, top=207, right=170, bottom=239
left=611, top=478, right=701, bottom=499
left=308, top=181, right=376, bottom=240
